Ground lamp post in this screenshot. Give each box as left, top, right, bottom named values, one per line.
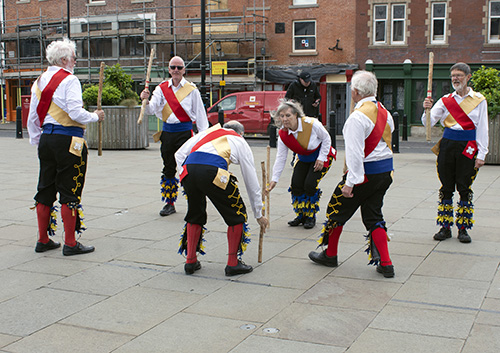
left=200, top=0, right=207, bottom=107
left=66, top=0, right=70, bottom=39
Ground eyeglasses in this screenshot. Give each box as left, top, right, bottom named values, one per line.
left=169, top=65, right=184, bottom=71
left=450, top=74, right=465, bottom=79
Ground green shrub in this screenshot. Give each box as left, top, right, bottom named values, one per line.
left=82, top=63, right=140, bottom=106
left=471, top=66, right=500, bottom=119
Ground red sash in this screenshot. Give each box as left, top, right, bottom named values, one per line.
left=160, top=82, right=192, bottom=123
left=364, top=102, right=388, bottom=157
left=179, top=128, right=242, bottom=181
left=36, top=69, right=71, bottom=126
left=442, top=95, right=475, bottom=130
left=278, top=129, right=319, bottom=156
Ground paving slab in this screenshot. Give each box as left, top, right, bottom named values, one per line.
left=256, top=302, right=376, bottom=347
left=3, top=324, right=132, bottom=353
left=0, top=287, right=104, bottom=336
left=461, top=323, right=500, bottom=353
left=345, top=328, right=464, bottom=353
left=62, top=286, right=203, bottom=335
left=230, top=335, right=344, bottom=353
left=0, top=269, right=62, bottom=303
left=113, top=312, right=258, bottom=353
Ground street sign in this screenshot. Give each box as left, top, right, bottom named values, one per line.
left=212, top=61, right=227, bottom=75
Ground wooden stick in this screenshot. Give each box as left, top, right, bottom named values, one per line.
left=266, top=145, right=270, bottom=229
left=425, top=52, right=434, bottom=141
left=97, top=61, right=105, bottom=156
left=137, top=47, right=156, bottom=125
left=258, top=161, right=266, bottom=263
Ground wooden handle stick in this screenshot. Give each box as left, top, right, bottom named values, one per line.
left=258, top=161, right=266, bottom=263
left=266, top=145, right=271, bottom=228
left=97, top=61, right=105, bottom=156
left=425, top=52, right=434, bottom=141
left=138, top=47, right=155, bottom=125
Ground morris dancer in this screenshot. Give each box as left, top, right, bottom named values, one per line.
left=27, top=38, right=104, bottom=255
left=423, top=62, right=488, bottom=243
left=267, top=99, right=336, bottom=229
left=308, top=70, right=395, bottom=278
left=175, top=121, right=268, bottom=276
left=140, top=56, right=208, bottom=217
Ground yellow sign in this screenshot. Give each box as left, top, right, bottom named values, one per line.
left=212, top=61, right=227, bottom=75
left=220, top=80, right=226, bottom=86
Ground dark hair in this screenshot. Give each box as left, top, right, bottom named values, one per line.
left=450, top=62, right=471, bottom=75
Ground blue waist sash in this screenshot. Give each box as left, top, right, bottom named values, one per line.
left=163, top=121, right=193, bottom=132
left=297, top=148, right=320, bottom=163
left=183, top=151, right=228, bottom=170
left=443, top=127, right=476, bottom=141
left=364, top=158, right=393, bottom=175
left=42, top=123, right=84, bottom=138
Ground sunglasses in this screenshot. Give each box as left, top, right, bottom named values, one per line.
left=169, top=65, right=184, bottom=71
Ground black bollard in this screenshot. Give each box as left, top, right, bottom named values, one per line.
left=218, top=109, right=224, bottom=126
left=402, top=113, right=408, bottom=141
left=269, top=123, right=277, bottom=148
left=16, top=106, right=23, bottom=139
left=328, top=111, right=336, bottom=150
left=392, top=112, right=399, bottom=153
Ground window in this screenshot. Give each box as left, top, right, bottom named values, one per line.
left=293, top=0, right=317, bottom=5
left=372, top=2, right=407, bottom=45
left=120, top=37, right=144, bottom=56
left=208, top=0, right=228, bottom=10
left=119, top=20, right=151, bottom=34
left=293, top=20, right=316, bottom=52
left=431, top=2, right=447, bottom=43
left=374, top=5, right=387, bottom=44
left=391, top=4, right=405, bottom=43
left=489, top=1, right=500, bottom=42
left=81, top=22, right=112, bottom=32
left=82, top=39, right=113, bottom=57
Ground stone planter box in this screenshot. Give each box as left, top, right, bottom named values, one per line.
left=486, top=115, right=500, bottom=165
left=86, top=106, right=149, bottom=150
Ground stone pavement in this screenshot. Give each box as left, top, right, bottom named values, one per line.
left=0, top=123, right=499, bottom=352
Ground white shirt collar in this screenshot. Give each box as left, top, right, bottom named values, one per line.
left=354, top=96, right=377, bottom=109
left=287, top=117, right=303, bottom=135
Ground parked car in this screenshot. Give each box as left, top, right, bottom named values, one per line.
left=207, top=91, right=286, bottom=134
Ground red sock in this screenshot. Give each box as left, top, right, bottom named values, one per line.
left=227, top=224, right=243, bottom=266
left=371, top=227, right=392, bottom=266
left=186, top=223, right=202, bottom=264
left=36, top=203, right=51, bottom=244
left=325, top=226, right=343, bottom=257
left=61, top=204, right=77, bottom=247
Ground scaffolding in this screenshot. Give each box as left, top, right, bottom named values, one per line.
left=0, top=1, right=272, bottom=121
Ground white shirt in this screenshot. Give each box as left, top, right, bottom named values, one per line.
left=344, top=96, right=394, bottom=187
left=27, top=66, right=99, bottom=146
left=421, top=88, right=489, bottom=160
left=145, top=77, right=209, bottom=132
left=271, top=117, right=331, bottom=183
left=175, top=128, right=263, bottom=219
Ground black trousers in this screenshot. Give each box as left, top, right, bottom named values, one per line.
left=325, top=172, right=392, bottom=232
left=291, top=160, right=328, bottom=196
left=35, top=133, right=87, bottom=206
left=437, top=138, right=478, bottom=201
left=181, top=164, right=247, bottom=226
left=160, top=130, right=192, bottom=178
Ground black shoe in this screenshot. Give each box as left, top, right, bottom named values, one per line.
left=35, top=239, right=61, bottom=253
left=458, top=228, right=472, bottom=243
left=303, top=217, right=316, bottom=229
left=225, top=260, right=253, bottom=276
left=62, top=242, right=95, bottom=256
left=308, top=250, right=338, bottom=267
left=184, top=261, right=201, bottom=275
left=288, top=216, right=304, bottom=227
left=159, top=204, right=176, bottom=217
left=433, top=227, right=452, bottom=241
left=376, top=264, right=395, bottom=278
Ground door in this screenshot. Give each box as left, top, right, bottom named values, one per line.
left=328, top=84, right=347, bottom=135
left=231, top=93, right=264, bottom=133
left=379, top=80, right=405, bottom=119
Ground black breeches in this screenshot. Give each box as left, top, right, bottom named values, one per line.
left=291, top=160, right=327, bottom=196
left=160, top=130, right=192, bottom=178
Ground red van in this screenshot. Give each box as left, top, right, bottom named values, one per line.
left=207, top=91, right=286, bottom=134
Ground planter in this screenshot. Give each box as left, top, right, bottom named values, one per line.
left=486, top=115, right=500, bottom=165
left=86, top=106, right=149, bottom=150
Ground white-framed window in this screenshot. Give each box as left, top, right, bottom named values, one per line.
left=431, top=2, right=447, bottom=43
left=293, top=20, right=316, bottom=52
left=489, top=1, right=500, bottom=42
left=391, top=4, right=406, bottom=44
left=293, top=0, right=317, bottom=5
left=374, top=4, right=388, bottom=44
